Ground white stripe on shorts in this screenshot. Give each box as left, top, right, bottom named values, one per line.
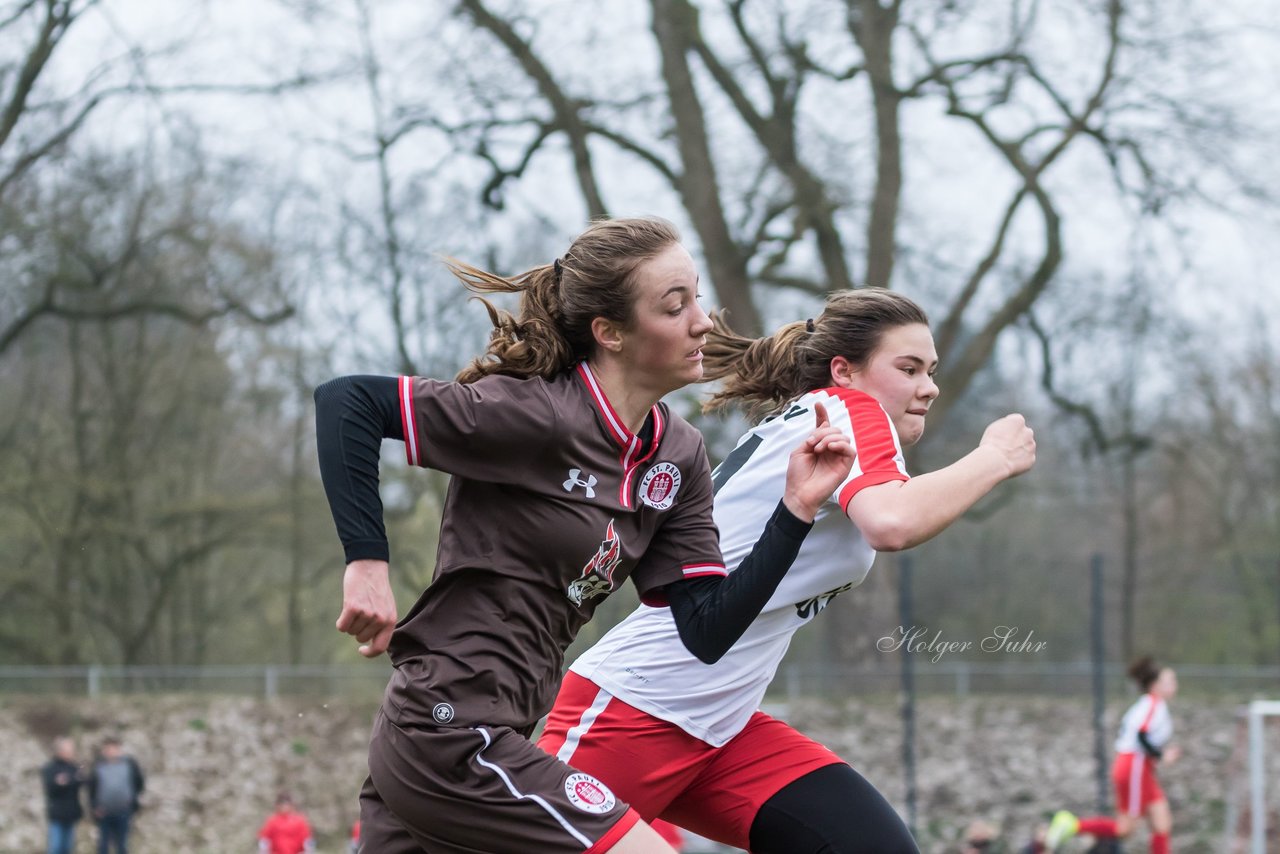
left=1127, top=754, right=1144, bottom=816
left=556, top=686, right=614, bottom=765
left=472, top=727, right=592, bottom=848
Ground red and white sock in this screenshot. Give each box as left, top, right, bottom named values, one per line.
left=1077, top=817, right=1118, bottom=837
left=1150, top=831, right=1170, bottom=854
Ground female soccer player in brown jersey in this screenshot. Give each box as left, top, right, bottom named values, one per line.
left=315, top=217, right=855, bottom=853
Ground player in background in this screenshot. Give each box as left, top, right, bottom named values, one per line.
left=257, top=792, right=315, bottom=854
left=315, top=217, right=855, bottom=853
left=1046, top=657, right=1180, bottom=853
left=539, top=288, right=1036, bottom=854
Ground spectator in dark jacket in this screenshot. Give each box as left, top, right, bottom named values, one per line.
left=88, top=736, right=145, bottom=854
left=41, top=737, right=84, bottom=854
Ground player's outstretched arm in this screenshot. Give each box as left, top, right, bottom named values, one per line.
left=846, top=412, right=1036, bottom=551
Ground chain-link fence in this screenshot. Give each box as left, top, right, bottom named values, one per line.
left=2, top=662, right=1276, bottom=701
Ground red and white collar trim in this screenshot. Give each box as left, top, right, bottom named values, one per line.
left=575, top=362, right=663, bottom=449
left=576, top=362, right=668, bottom=509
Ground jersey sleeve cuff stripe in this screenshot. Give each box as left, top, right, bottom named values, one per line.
left=585, top=809, right=642, bottom=854
left=839, top=470, right=910, bottom=512
left=399, top=376, right=421, bottom=466
left=681, top=563, right=727, bottom=577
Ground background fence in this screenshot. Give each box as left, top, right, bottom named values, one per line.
left=2, top=662, right=1277, bottom=701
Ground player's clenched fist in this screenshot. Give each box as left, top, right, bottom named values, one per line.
left=979, top=413, right=1036, bottom=479
left=337, top=559, right=398, bottom=658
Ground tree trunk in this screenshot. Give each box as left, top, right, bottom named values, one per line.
left=853, top=0, right=903, bottom=289
left=652, top=0, right=760, bottom=335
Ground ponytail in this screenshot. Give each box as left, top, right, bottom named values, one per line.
left=702, top=288, right=929, bottom=421
left=701, top=313, right=810, bottom=420
left=449, top=216, right=682, bottom=384
left=451, top=260, right=573, bottom=384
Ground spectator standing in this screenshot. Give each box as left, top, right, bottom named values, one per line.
left=41, top=736, right=84, bottom=854
left=88, top=736, right=144, bottom=854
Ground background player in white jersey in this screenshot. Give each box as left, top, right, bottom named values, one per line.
left=539, top=288, right=1037, bottom=854
left=1046, top=657, right=1180, bottom=854
left=315, top=217, right=856, bottom=853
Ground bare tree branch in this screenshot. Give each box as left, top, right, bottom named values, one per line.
left=351, top=0, right=415, bottom=375
left=933, top=187, right=1028, bottom=362
left=909, top=0, right=1124, bottom=427
left=478, top=122, right=556, bottom=210
left=741, top=196, right=797, bottom=261
left=688, top=0, right=853, bottom=292
left=581, top=121, right=679, bottom=187
left=0, top=296, right=294, bottom=357
left=459, top=0, right=608, bottom=218
left=1024, top=311, right=1152, bottom=456
left=0, top=0, right=41, bottom=30
left=898, top=51, right=1025, bottom=99
left=0, top=0, right=75, bottom=150
left=756, top=272, right=830, bottom=297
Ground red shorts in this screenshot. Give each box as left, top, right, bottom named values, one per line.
left=538, top=672, right=845, bottom=851
left=1112, top=752, right=1164, bottom=816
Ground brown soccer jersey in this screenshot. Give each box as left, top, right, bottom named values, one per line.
left=383, top=364, right=726, bottom=731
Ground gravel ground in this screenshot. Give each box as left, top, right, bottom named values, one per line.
left=1, top=693, right=1274, bottom=853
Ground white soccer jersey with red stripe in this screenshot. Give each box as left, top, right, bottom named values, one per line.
left=1114, top=693, right=1173, bottom=754
left=569, top=388, right=909, bottom=746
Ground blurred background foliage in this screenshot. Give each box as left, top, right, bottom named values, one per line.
left=1, top=0, right=1278, bottom=670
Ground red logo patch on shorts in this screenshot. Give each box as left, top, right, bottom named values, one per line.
left=564, top=772, right=616, bottom=814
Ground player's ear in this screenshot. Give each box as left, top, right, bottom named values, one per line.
left=830, top=355, right=856, bottom=388
left=591, top=317, right=624, bottom=353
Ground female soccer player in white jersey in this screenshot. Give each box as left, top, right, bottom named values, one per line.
left=315, top=217, right=856, bottom=854
left=539, top=288, right=1037, bottom=854
left=1045, top=657, right=1180, bottom=853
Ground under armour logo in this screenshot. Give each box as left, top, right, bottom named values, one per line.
left=563, top=468, right=597, bottom=498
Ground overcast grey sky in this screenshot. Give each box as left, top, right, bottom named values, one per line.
left=30, top=0, right=1280, bottom=358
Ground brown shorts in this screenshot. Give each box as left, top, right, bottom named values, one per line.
left=361, top=708, right=640, bottom=853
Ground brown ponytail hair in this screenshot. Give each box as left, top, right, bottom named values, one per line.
left=1127, top=655, right=1161, bottom=692
left=701, top=288, right=929, bottom=420
left=452, top=217, right=682, bottom=384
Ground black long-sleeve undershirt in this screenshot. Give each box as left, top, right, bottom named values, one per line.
left=314, top=375, right=402, bottom=563
left=314, top=374, right=812, bottom=665
left=1137, top=730, right=1163, bottom=760
left=666, top=502, right=809, bottom=663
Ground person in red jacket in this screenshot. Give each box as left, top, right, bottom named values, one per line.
left=257, top=792, right=314, bottom=854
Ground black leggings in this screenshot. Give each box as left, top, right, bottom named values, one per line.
left=748, top=763, right=920, bottom=854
